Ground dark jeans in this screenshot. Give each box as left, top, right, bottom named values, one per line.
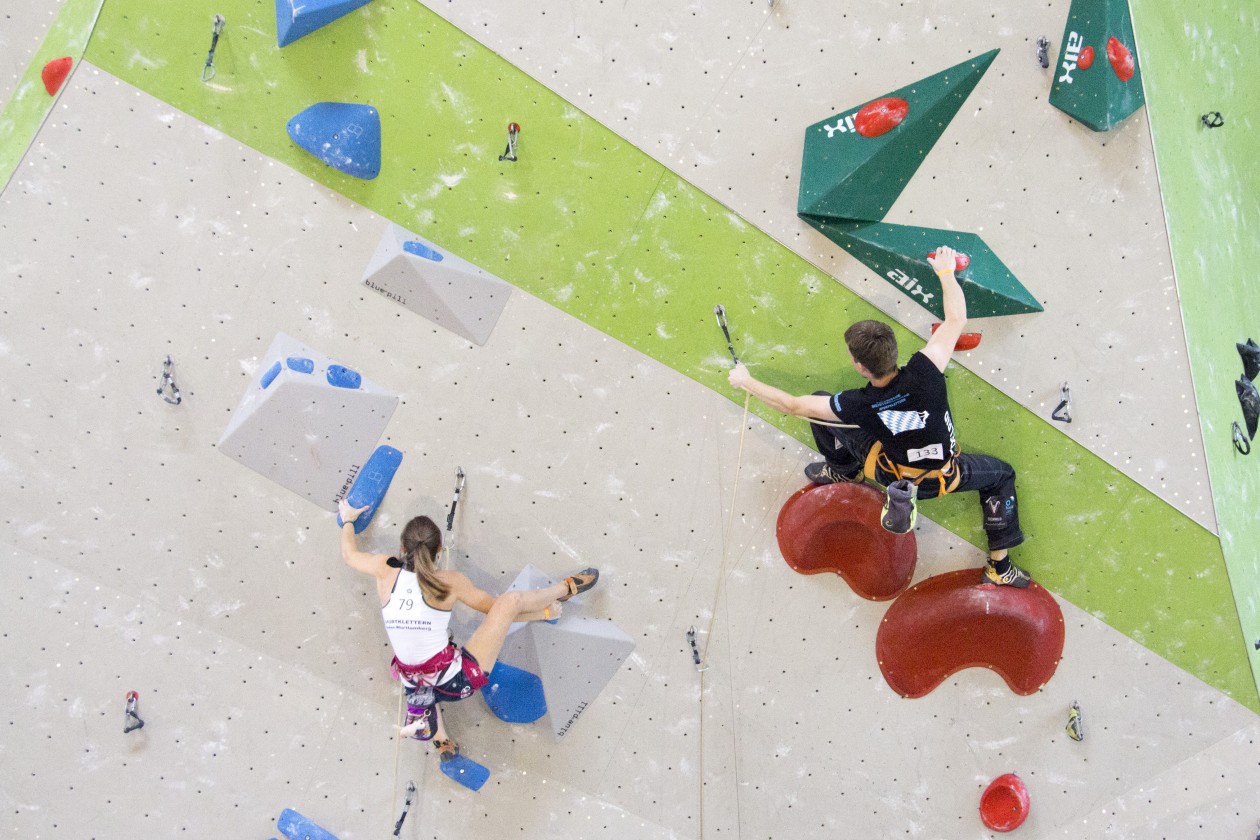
left=809, top=414, right=1024, bottom=553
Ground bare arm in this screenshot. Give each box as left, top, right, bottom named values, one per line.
left=921, top=246, right=968, bottom=373
left=443, top=571, right=561, bottom=621
left=337, top=501, right=394, bottom=579
left=728, top=363, right=839, bottom=420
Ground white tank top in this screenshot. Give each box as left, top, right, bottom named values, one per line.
left=381, top=568, right=451, bottom=666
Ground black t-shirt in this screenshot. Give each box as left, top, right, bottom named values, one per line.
left=829, top=352, right=958, bottom=469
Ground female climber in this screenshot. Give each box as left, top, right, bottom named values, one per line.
left=337, top=499, right=599, bottom=764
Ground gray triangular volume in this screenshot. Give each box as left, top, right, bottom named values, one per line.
left=362, top=224, right=512, bottom=346
left=530, top=616, right=635, bottom=741
left=217, top=333, right=399, bottom=510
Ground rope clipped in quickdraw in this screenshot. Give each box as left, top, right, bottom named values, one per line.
left=157, top=355, right=182, bottom=405
left=442, top=467, right=466, bottom=568
left=202, top=15, right=225, bottom=82
left=714, top=305, right=740, bottom=365
left=498, top=122, right=520, bottom=162
left=1036, top=37, right=1050, bottom=69
left=686, top=626, right=707, bottom=672
left=1201, top=111, right=1224, bottom=129
left=124, top=691, right=145, bottom=733
left=392, top=781, right=416, bottom=837
left=1051, top=382, right=1072, bottom=423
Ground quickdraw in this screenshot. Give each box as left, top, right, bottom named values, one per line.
left=1201, top=111, right=1224, bottom=129
left=124, top=690, right=145, bottom=733
left=1036, top=37, right=1050, bottom=69
left=1051, top=382, right=1072, bottom=423
left=1233, top=421, right=1251, bottom=455
left=687, top=626, right=707, bottom=672
left=157, top=355, right=181, bottom=405
left=202, top=15, right=225, bottom=82
left=498, top=122, right=520, bottom=162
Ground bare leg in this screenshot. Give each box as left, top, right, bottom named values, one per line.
left=462, top=582, right=569, bottom=673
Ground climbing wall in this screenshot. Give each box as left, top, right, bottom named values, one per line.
left=2, top=0, right=1260, bottom=838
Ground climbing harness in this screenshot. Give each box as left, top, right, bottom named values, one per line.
left=1036, top=37, right=1050, bottom=69
left=156, top=355, right=181, bottom=405
left=1051, top=382, right=1072, bottom=423
left=498, top=122, right=520, bottom=162
left=392, top=781, right=416, bottom=837
left=1201, top=111, right=1224, bottom=129
left=202, top=15, right=225, bottom=82
left=1234, top=421, right=1251, bottom=455
left=124, top=691, right=144, bottom=733
left=863, top=440, right=961, bottom=496
left=714, top=304, right=741, bottom=365
left=686, top=626, right=707, bottom=672
left=1065, top=700, right=1084, bottom=741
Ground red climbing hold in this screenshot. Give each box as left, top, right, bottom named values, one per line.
left=41, top=56, right=72, bottom=96
left=930, top=322, right=982, bottom=351
left=854, top=97, right=910, bottom=138
left=1107, top=36, right=1135, bottom=81
left=980, top=773, right=1030, bottom=832
left=875, top=568, right=1065, bottom=698
left=927, top=250, right=970, bottom=272
left=1077, top=45, right=1095, bottom=70
left=776, top=482, right=917, bottom=601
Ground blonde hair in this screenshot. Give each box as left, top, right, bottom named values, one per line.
left=400, top=516, right=450, bottom=601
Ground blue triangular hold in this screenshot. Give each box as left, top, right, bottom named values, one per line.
left=276, top=808, right=340, bottom=840
left=481, top=662, right=547, bottom=724
left=276, top=0, right=373, bottom=48
left=287, top=102, right=381, bottom=180
left=440, top=754, right=490, bottom=791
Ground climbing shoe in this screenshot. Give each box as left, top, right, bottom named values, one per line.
left=804, top=461, right=862, bottom=486
left=983, top=560, right=1032, bottom=588
left=881, top=480, right=918, bottom=534
left=1238, top=338, right=1260, bottom=382
left=434, top=739, right=460, bottom=762
left=1238, top=376, right=1259, bottom=439
left=559, top=568, right=599, bottom=601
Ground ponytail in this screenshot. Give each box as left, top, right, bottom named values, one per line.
left=400, top=516, right=450, bottom=601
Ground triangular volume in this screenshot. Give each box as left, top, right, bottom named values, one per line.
left=276, top=0, right=373, bottom=47
left=530, top=617, right=635, bottom=741
left=217, top=333, right=399, bottom=510
left=287, top=102, right=381, bottom=180
left=1048, top=0, right=1144, bottom=131
left=802, top=217, right=1042, bottom=319
left=798, top=49, right=999, bottom=223
left=361, top=224, right=512, bottom=346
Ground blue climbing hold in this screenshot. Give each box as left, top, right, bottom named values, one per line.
left=440, top=754, right=490, bottom=791
left=325, top=364, right=362, bottom=390
left=403, top=240, right=445, bottom=262
left=481, top=662, right=547, bottom=724
left=287, top=102, right=381, bottom=181
left=275, top=0, right=373, bottom=48
left=260, top=361, right=283, bottom=390
left=276, top=808, right=339, bottom=840
left=286, top=356, right=314, bottom=374
left=337, top=445, right=403, bottom=534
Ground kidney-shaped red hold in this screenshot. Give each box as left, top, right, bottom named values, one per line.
left=1107, top=36, right=1135, bottom=81
left=1077, top=45, right=1095, bottom=69
left=855, top=97, right=910, bottom=138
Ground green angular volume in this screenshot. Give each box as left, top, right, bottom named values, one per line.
left=1048, top=0, right=1145, bottom=131
left=801, top=217, right=1043, bottom=320
left=797, top=50, right=999, bottom=223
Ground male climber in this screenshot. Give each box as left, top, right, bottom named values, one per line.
left=728, top=246, right=1031, bottom=587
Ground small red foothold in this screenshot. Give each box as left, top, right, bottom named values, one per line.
left=980, top=773, right=1030, bottom=832
left=931, top=322, right=983, bottom=351
left=854, top=97, right=909, bottom=138
left=1077, top=45, right=1095, bottom=70
left=507, top=122, right=520, bottom=133
left=41, top=56, right=73, bottom=96
left=1106, top=37, right=1135, bottom=81
left=927, top=250, right=970, bottom=272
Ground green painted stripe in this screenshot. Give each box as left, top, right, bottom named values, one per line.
left=83, top=0, right=1256, bottom=711
left=0, top=0, right=105, bottom=190
left=1129, top=1, right=1260, bottom=704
